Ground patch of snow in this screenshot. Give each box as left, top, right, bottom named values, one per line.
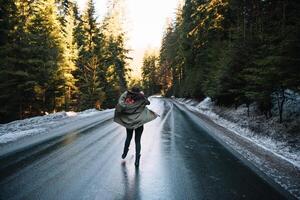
left=0, top=128, right=47, bottom=144
left=0, top=108, right=107, bottom=144
left=76, top=109, right=101, bottom=117
left=176, top=97, right=300, bottom=168
left=151, top=94, right=163, bottom=98
left=196, top=97, right=213, bottom=110
left=66, top=111, right=77, bottom=117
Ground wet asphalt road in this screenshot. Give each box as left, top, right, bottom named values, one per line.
left=0, top=98, right=289, bottom=200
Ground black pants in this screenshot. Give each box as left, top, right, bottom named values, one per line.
left=124, top=125, right=144, bottom=155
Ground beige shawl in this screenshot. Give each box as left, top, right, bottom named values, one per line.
left=113, top=91, right=158, bottom=129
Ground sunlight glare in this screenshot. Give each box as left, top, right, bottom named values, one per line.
left=76, top=0, right=180, bottom=77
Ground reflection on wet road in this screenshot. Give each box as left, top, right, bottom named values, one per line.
left=0, top=98, right=289, bottom=199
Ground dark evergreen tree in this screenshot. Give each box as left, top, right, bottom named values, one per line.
left=100, top=0, right=131, bottom=108
left=155, top=0, right=300, bottom=123
left=57, top=0, right=79, bottom=110
left=142, top=52, right=160, bottom=95
left=0, top=0, right=36, bottom=121
left=75, top=0, right=105, bottom=109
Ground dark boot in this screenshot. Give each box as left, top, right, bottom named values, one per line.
left=134, top=154, right=141, bottom=167
left=122, top=148, right=129, bottom=159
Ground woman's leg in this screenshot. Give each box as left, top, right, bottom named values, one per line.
left=124, top=128, right=133, bottom=149
left=122, top=128, right=133, bottom=158
left=134, top=125, right=143, bottom=167
left=134, top=125, right=144, bottom=155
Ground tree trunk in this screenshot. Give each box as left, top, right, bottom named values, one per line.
left=115, top=61, right=127, bottom=92
left=243, top=0, right=246, bottom=43
left=19, top=97, right=23, bottom=120
left=247, top=103, right=250, bottom=117
left=277, top=89, right=285, bottom=123
left=43, top=88, right=46, bottom=114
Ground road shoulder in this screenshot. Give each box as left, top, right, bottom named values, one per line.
left=173, top=100, right=300, bottom=199
left=0, top=111, right=114, bottom=158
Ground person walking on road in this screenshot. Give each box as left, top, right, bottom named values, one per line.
left=114, top=86, right=158, bottom=167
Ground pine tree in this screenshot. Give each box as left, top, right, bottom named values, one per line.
left=159, top=22, right=177, bottom=96
left=81, top=0, right=98, bottom=54
left=57, top=0, right=79, bottom=110
left=78, top=56, right=104, bottom=109
left=0, top=0, right=36, bottom=122
left=75, top=0, right=107, bottom=109
left=26, top=0, right=69, bottom=113
left=100, top=34, right=131, bottom=108
left=142, top=51, right=160, bottom=95
left=100, top=0, right=131, bottom=107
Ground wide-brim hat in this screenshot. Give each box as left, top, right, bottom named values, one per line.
left=128, top=86, right=141, bottom=94
left=128, top=90, right=140, bottom=94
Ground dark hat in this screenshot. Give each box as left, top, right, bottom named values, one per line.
left=128, top=86, right=141, bottom=94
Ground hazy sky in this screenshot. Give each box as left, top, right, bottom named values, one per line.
left=76, top=0, right=180, bottom=77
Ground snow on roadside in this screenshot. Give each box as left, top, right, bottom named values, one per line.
left=0, top=109, right=112, bottom=144
left=0, top=96, right=159, bottom=145
left=176, top=97, right=300, bottom=168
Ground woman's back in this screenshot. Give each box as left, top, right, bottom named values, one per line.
left=114, top=89, right=156, bottom=129
left=114, top=86, right=158, bottom=167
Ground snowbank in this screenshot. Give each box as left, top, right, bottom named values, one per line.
left=0, top=109, right=111, bottom=144
left=176, top=97, right=300, bottom=168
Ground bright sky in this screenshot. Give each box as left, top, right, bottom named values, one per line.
left=76, top=0, right=180, bottom=78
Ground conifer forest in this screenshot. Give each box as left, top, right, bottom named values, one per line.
left=0, top=0, right=131, bottom=122
left=142, top=0, right=300, bottom=124
left=1, top=0, right=300, bottom=124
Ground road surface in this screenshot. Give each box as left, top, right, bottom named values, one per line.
left=0, top=98, right=291, bottom=200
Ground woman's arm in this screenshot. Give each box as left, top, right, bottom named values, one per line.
left=140, top=94, right=150, bottom=105
left=139, top=91, right=150, bottom=105
left=145, top=97, right=150, bottom=105
left=118, top=91, right=128, bottom=107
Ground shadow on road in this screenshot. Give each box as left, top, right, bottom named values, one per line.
left=121, top=161, right=141, bottom=200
